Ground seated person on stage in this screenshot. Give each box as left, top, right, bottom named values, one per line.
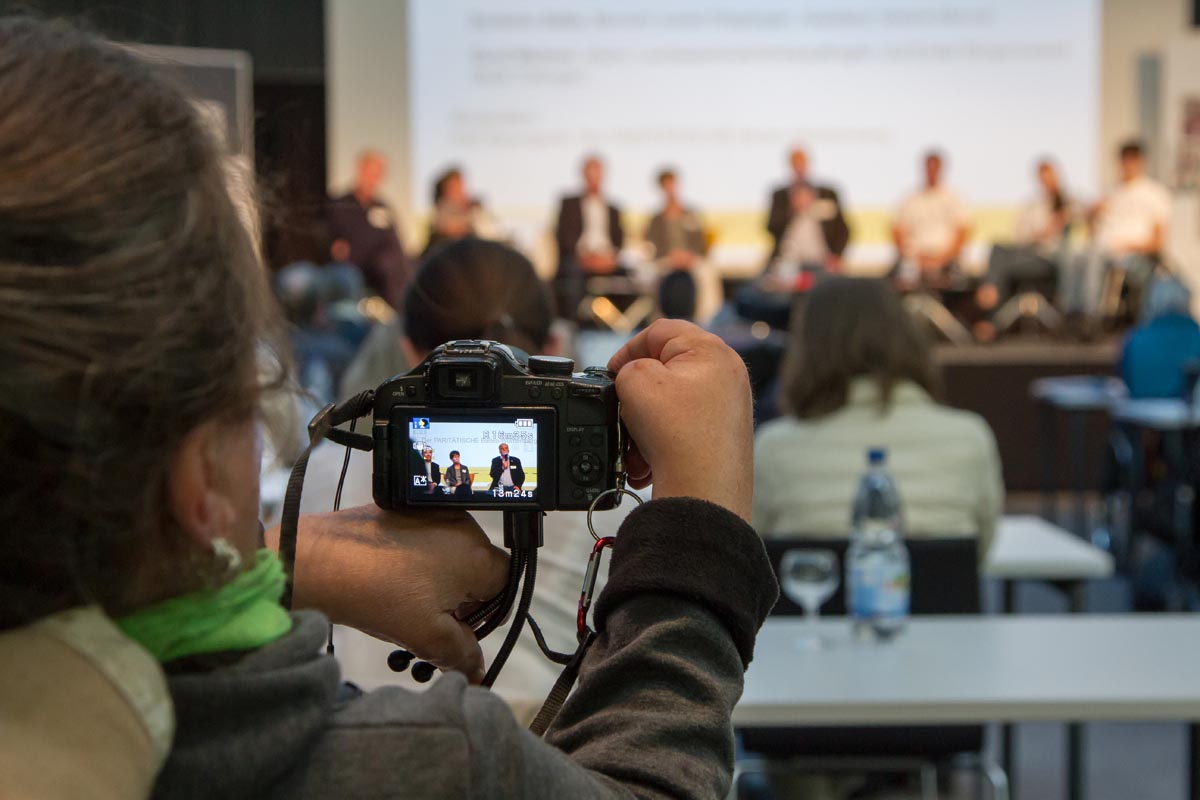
left=1, top=20, right=776, bottom=798
left=978, top=158, right=1073, bottom=314
left=753, top=277, right=1004, bottom=561
left=422, top=166, right=500, bottom=256
left=892, top=150, right=972, bottom=286
left=553, top=154, right=625, bottom=318
left=443, top=451, right=474, bottom=497
left=488, top=443, right=525, bottom=494
left=1063, top=140, right=1171, bottom=318
left=417, top=446, right=442, bottom=494
left=645, top=167, right=709, bottom=320
left=1121, top=277, right=1200, bottom=400
left=765, top=145, right=850, bottom=284
left=327, top=149, right=411, bottom=310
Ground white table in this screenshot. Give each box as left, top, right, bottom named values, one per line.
left=987, top=515, right=1114, bottom=584
left=984, top=514, right=1115, bottom=798
left=737, top=616, right=1200, bottom=799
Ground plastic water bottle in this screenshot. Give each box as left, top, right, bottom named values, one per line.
left=846, top=448, right=911, bottom=639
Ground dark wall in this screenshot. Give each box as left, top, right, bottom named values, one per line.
left=0, top=0, right=328, bottom=269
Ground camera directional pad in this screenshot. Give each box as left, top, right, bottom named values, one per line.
left=570, top=451, right=602, bottom=485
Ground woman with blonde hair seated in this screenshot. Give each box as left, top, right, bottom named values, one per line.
left=753, top=277, right=1003, bottom=559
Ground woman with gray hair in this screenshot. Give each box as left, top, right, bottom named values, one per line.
left=1121, top=277, right=1200, bottom=399
left=0, top=17, right=774, bottom=799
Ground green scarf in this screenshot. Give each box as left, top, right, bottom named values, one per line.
left=118, top=549, right=293, bottom=663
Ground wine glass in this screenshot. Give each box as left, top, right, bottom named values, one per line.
left=779, top=549, right=840, bottom=650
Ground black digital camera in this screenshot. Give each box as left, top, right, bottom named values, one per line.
left=371, top=340, right=624, bottom=512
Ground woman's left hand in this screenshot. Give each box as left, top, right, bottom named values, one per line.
left=265, top=505, right=509, bottom=683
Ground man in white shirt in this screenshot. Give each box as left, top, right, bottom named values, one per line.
left=1063, top=140, right=1171, bottom=317
left=892, top=151, right=972, bottom=284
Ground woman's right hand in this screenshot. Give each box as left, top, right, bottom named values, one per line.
left=607, top=319, right=754, bottom=522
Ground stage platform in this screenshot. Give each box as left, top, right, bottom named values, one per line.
left=936, top=339, right=1120, bottom=493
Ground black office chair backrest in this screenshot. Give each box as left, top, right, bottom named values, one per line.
left=763, top=535, right=980, bottom=616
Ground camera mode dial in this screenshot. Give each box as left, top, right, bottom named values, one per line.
left=529, top=355, right=574, bottom=377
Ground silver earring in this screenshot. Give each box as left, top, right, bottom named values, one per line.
left=210, top=537, right=243, bottom=584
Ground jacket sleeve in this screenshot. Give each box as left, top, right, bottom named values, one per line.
left=766, top=188, right=788, bottom=241
left=460, top=497, right=779, bottom=799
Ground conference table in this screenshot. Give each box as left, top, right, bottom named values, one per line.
left=737, top=615, right=1200, bottom=800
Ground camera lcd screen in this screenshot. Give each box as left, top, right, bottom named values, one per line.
left=404, top=412, right=549, bottom=506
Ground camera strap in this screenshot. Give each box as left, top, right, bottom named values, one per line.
left=527, top=534, right=613, bottom=737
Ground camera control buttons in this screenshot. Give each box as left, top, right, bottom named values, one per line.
left=529, top=355, right=575, bottom=376
left=404, top=385, right=417, bottom=397
left=570, top=451, right=601, bottom=485
left=589, top=433, right=604, bottom=447
left=551, top=387, right=564, bottom=400
left=569, top=434, right=582, bottom=447
left=528, top=385, right=542, bottom=399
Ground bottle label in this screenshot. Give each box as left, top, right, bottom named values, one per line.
left=875, top=560, right=910, bottom=619
left=848, top=553, right=910, bottom=621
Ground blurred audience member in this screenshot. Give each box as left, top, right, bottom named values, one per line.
left=1121, top=277, right=1200, bottom=400
left=753, top=278, right=1003, bottom=560
left=1063, top=140, right=1171, bottom=317
left=274, top=261, right=364, bottom=404
left=892, top=150, right=971, bottom=284
left=554, top=154, right=625, bottom=318
left=423, top=166, right=500, bottom=255
left=341, top=238, right=557, bottom=400
left=765, top=146, right=849, bottom=279
left=327, top=150, right=410, bottom=309
left=645, top=168, right=706, bottom=320
left=977, top=159, right=1073, bottom=312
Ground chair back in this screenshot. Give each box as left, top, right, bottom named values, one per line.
left=763, top=535, right=980, bottom=616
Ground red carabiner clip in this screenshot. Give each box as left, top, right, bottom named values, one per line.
left=577, top=536, right=615, bottom=637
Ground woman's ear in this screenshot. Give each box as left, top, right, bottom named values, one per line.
left=166, top=422, right=237, bottom=550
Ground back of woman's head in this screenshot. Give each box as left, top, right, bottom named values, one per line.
left=780, top=277, right=941, bottom=419
left=404, top=238, right=553, bottom=356
left=0, top=18, right=283, bottom=627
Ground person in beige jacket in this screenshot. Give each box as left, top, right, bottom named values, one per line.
left=753, top=277, right=1004, bottom=561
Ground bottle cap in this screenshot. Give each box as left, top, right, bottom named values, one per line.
left=867, top=448, right=886, bottom=465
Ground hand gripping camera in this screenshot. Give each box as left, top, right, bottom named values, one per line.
left=371, top=340, right=625, bottom=512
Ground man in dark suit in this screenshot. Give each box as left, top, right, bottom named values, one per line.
left=553, top=155, right=625, bottom=318
left=765, top=147, right=850, bottom=272
left=488, top=443, right=526, bottom=494
left=327, top=150, right=410, bottom=309
left=414, top=446, right=441, bottom=494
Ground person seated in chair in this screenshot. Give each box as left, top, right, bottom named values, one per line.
left=415, top=447, right=442, bottom=494
left=553, top=155, right=625, bottom=319
left=892, top=150, right=972, bottom=288
left=753, top=277, right=1004, bottom=562
left=1121, top=277, right=1200, bottom=400
left=978, top=159, right=1072, bottom=311
left=443, top=450, right=474, bottom=497
left=422, top=167, right=500, bottom=256
left=1063, top=140, right=1171, bottom=320
left=765, top=146, right=850, bottom=285
left=644, top=167, right=711, bottom=321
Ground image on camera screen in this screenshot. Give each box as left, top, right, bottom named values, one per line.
left=406, top=415, right=539, bottom=503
